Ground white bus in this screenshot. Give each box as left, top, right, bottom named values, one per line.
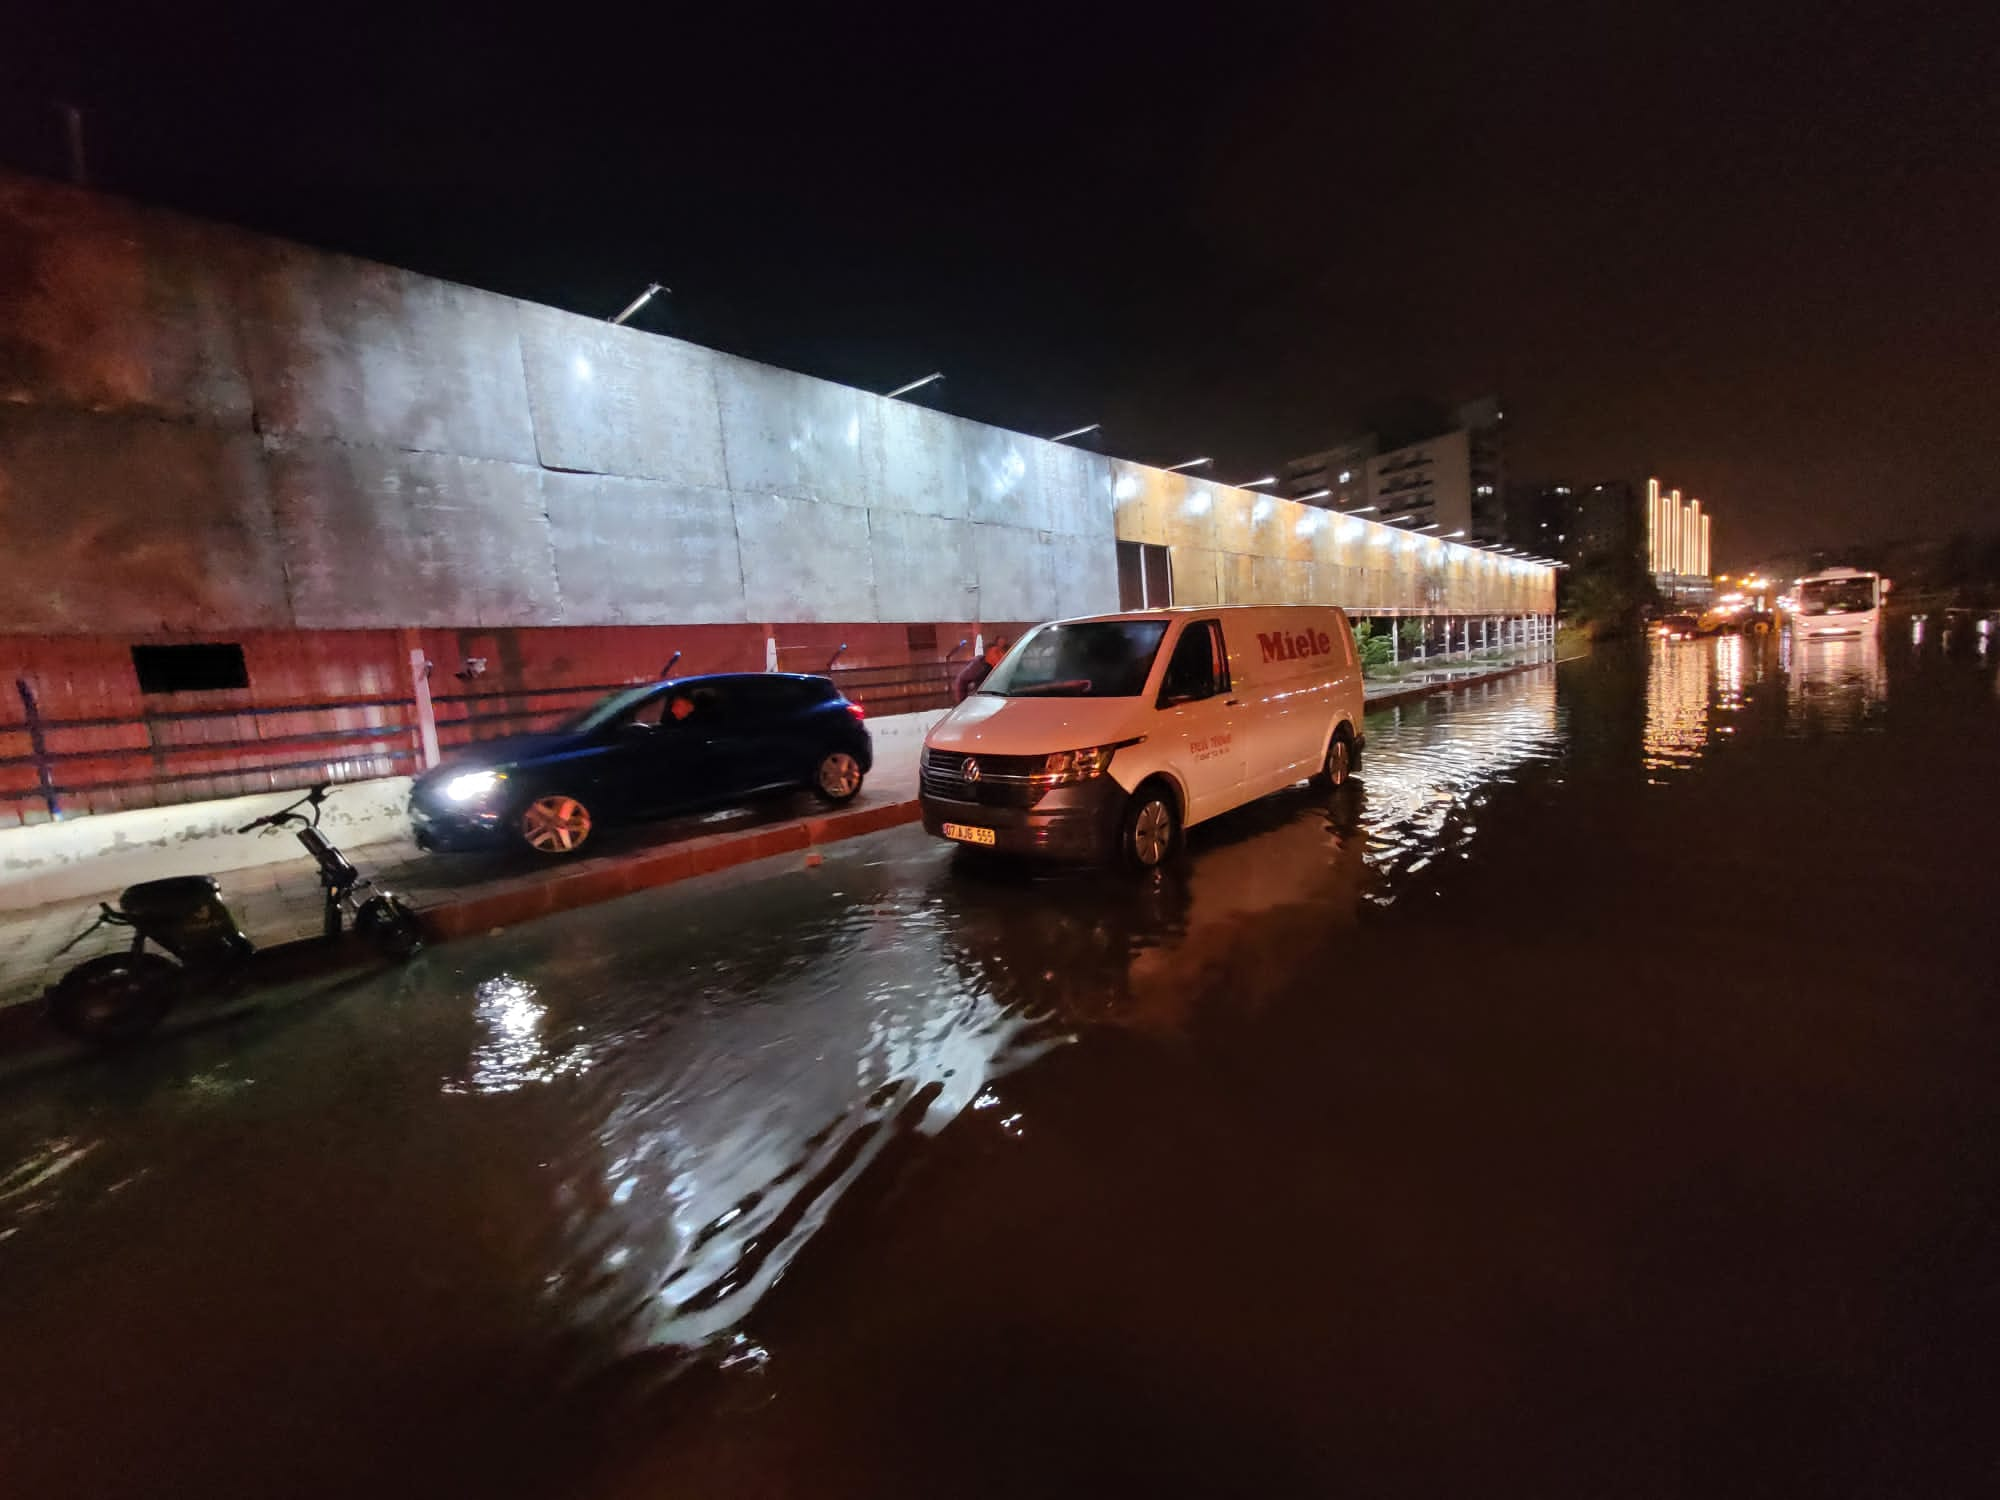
left=1791, top=568, right=1884, bottom=639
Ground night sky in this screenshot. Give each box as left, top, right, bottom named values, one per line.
left=7, top=1, right=1996, bottom=563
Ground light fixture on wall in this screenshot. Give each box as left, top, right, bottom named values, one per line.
left=609, top=282, right=667, bottom=326
left=1164, top=457, right=1212, bottom=473
left=1235, top=475, right=1278, bottom=489
left=885, top=372, right=945, bottom=399
left=1048, top=423, right=1100, bottom=443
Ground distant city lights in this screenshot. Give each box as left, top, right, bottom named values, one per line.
left=1647, top=477, right=1712, bottom=576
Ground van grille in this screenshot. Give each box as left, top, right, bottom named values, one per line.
left=920, top=748, right=1050, bottom=808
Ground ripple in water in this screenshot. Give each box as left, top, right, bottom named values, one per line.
left=439, top=891, right=1071, bottom=1358
left=1356, top=676, right=1563, bottom=904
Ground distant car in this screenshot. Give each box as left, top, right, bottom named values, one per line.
left=408, top=673, right=872, bottom=857
left=1655, top=614, right=1700, bottom=641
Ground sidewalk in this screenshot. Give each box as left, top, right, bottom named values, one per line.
left=0, top=653, right=1560, bottom=1015
left=0, top=754, right=920, bottom=1013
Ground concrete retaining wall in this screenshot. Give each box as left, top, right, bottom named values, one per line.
left=0, top=776, right=417, bottom=912
left=0, top=169, right=1551, bottom=643
left=0, top=171, right=1117, bottom=636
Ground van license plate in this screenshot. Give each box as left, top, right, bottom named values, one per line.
left=942, top=823, right=996, bottom=846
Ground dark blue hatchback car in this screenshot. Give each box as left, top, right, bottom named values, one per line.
left=409, top=673, right=872, bottom=856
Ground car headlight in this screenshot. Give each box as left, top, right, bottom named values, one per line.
left=442, top=769, right=504, bottom=804
left=1042, top=743, right=1130, bottom=784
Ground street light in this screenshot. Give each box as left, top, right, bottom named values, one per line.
left=1048, top=423, right=1100, bottom=443
left=885, top=372, right=945, bottom=399
left=609, top=282, right=667, bottom=326
left=1164, top=457, right=1212, bottom=473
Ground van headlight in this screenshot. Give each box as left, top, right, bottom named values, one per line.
left=1042, top=743, right=1131, bottom=784
left=442, top=769, right=504, bottom=804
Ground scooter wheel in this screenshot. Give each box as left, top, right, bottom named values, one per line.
left=357, top=895, right=424, bottom=960
left=46, top=953, right=181, bottom=1047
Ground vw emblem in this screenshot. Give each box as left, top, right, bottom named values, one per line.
left=962, top=758, right=982, bottom=783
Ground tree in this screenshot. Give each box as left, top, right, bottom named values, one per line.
left=1562, top=547, right=1660, bottom=640
left=1351, top=619, right=1394, bottom=668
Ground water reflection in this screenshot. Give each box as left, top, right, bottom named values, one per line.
left=512, top=896, right=1056, bottom=1354
left=0, top=1135, right=96, bottom=1239
left=1786, top=633, right=1887, bottom=736
left=1641, top=633, right=1881, bottom=776
left=1644, top=639, right=1717, bottom=774
left=1353, top=677, right=1563, bottom=903
left=495, top=670, right=1568, bottom=1356
left=446, top=974, right=595, bottom=1095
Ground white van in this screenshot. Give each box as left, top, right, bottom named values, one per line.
left=919, top=605, right=1364, bottom=868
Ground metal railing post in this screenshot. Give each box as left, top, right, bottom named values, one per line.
left=14, top=677, right=60, bottom=820
left=410, top=650, right=441, bottom=771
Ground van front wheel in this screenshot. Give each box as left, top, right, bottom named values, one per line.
left=1120, top=786, right=1179, bottom=871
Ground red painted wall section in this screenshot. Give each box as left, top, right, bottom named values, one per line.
left=1, top=619, right=1025, bottom=826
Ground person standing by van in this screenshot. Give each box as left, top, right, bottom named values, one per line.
left=952, top=637, right=1009, bottom=703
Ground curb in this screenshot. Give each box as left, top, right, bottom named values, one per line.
left=420, top=796, right=922, bottom=942
left=1362, top=655, right=1556, bottom=712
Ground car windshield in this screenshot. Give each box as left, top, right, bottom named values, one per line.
left=560, top=684, right=662, bottom=733
left=978, top=621, right=1170, bottom=698
left=1798, top=578, right=1875, bottom=615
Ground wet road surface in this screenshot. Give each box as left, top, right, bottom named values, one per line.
left=3, top=634, right=1997, bottom=1498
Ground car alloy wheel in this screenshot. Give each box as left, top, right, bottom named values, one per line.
left=814, top=751, right=864, bottom=803
left=520, top=795, right=593, bottom=855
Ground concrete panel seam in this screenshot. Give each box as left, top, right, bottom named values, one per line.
left=727, top=493, right=755, bottom=614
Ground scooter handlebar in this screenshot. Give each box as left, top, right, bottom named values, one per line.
left=236, top=784, right=335, bottom=835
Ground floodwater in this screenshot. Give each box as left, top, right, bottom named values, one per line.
left=3, top=632, right=1996, bottom=1498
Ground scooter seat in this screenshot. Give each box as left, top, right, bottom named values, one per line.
left=119, top=876, right=224, bottom=917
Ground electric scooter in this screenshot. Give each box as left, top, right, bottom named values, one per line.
left=44, top=784, right=423, bottom=1047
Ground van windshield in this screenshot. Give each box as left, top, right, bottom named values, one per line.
left=978, top=621, right=1170, bottom=698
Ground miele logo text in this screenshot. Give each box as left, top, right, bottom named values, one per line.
left=1258, top=629, right=1333, bottom=663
